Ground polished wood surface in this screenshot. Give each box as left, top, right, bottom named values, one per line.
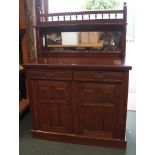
left=24, top=58, right=131, bottom=148
left=24, top=57, right=131, bottom=71
left=24, top=1, right=131, bottom=148
left=32, top=80, right=73, bottom=134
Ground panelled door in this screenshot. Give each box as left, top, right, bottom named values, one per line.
left=76, top=82, right=120, bottom=138
left=32, top=80, right=73, bottom=134
left=74, top=71, right=123, bottom=139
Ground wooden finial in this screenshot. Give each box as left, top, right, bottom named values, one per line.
left=123, top=2, right=127, bottom=10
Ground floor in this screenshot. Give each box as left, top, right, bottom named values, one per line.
left=19, top=111, right=136, bottom=155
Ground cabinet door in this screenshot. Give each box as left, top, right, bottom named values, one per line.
left=76, top=82, right=120, bottom=139
left=31, top=80, right=73, bottom=134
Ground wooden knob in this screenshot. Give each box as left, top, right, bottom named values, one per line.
left=93, top=75, right=103, bottom=81
left=49, top=73, right=55, bottom=77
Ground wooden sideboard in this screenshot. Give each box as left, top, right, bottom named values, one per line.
left=24, top=57, right=131, bottom=148
left=24, top=1, right=132, bottom=148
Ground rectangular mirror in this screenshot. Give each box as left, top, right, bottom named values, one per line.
left=41, top=31, right=122, bottom=53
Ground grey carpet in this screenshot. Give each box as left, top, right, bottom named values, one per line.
left=19, top=111, right=136, bottom=155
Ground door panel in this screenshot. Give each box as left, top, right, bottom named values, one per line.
left=33, top=80, right=73, bottom=134
left=77, top=82, right=119, bottom=138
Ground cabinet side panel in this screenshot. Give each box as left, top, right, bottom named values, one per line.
left=117, top=71, right=129, bottom=139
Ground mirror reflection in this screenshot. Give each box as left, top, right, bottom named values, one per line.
left=42, top=31, right=122, bottom=52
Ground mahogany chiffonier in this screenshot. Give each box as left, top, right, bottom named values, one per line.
left=24, top=1, right=132, bottom=148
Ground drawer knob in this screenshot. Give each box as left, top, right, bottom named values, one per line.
left=45, top=73, right=49, bottom=77
left=49, top=73, right=55, bottom=77
left=93, top=75, right=103, bottom=81
left=45, top=73, right=55, bottom=77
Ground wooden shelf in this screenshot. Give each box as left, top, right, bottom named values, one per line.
left=48, top=41, right=103, bottom=48
left=19, top=99, right=29, bottom=114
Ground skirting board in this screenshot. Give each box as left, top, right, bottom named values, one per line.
left=31, top=130, right=127, bottom=149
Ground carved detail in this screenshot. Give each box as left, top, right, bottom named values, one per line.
left=80, top=84, right=115, bottom=106
left=35, top=81, right=73, bottom=133
left=39, top=86, right=68, bottom=104
left=78, top=83, right=118, bottom=138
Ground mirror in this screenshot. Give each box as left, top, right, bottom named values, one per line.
left=42, top=31, right=122, bottom=52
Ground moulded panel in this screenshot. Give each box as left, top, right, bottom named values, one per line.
left=33, top=80, right=73, bottom=134
left=77, top=82, right=119, bottom=138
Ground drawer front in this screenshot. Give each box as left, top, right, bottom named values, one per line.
left=28, top=70, right=72, bottom=81
left=74, top=71, right=123, bottom=82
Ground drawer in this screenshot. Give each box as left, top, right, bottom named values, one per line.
left=74, top=71, right=123, bottom=82
left=28, top=70, right=72, bottom=81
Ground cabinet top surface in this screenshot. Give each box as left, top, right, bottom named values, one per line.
left=24, top=57, right=132, bottom=71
